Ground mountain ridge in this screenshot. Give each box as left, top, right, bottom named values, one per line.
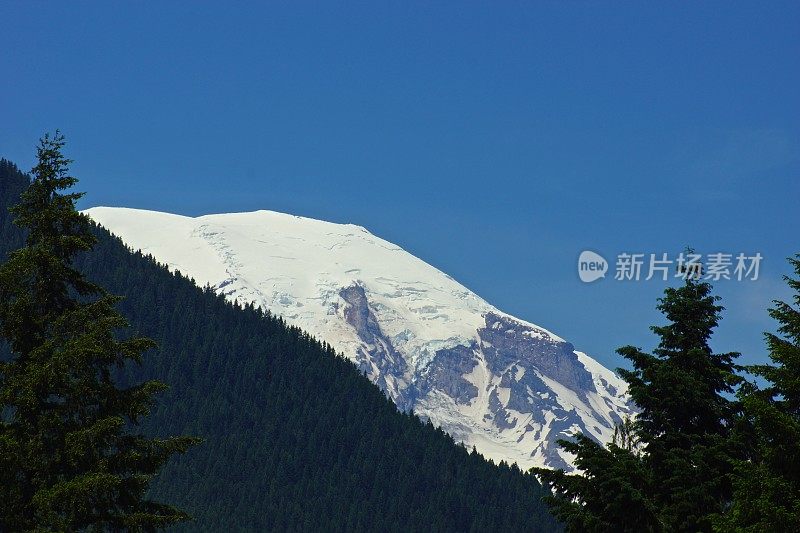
left=85, top=205, right=635, bottom=470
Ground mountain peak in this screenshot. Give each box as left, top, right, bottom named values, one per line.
left=84, top=206, right=635, bottom=470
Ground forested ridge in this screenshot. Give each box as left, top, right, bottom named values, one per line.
left=0, top=158, right=560, bottom=532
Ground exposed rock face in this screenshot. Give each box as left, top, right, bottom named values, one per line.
left=418, top=344, right=479, bottom=406
left=84, top=206, right=637, bottom=470
left=336, top=296, right=634, bottom=470
left=339, top=284, right=414, bottom=411
left=479, top=313, right=594, bottom=393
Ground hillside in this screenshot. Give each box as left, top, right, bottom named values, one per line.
left=0, top=159, right=560, bottom=531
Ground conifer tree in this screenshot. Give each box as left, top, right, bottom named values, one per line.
left=0, top=133, right=197, bottom=531
left=617, top=275, right=741, bottom=531
left=534, top=274, right=741, bottom=532
left=531, top=433, right=659, bottom=532
left=715, top=255, right=800, bottom=531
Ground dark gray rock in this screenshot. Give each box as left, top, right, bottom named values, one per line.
left=416, top=344, right=479, bottom=405
left=479, top=312, right=596, bottom=395
left=339, top=284, right=414, bottom=411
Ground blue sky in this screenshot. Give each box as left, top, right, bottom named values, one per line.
left=2, top=1, right=798, bottom=371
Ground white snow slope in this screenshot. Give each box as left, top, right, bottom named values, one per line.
left=84, top=207, right=635, bottom=470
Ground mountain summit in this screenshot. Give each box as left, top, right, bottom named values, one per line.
left=85, top=207, right=634, bottom=470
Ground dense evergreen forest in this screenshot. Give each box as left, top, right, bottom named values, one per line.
left=0, top=157, right=560, bottom=532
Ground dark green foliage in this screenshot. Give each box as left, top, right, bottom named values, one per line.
left=532, top=434, right=658, bottom=533
left=0, top=159, right=27, bottom=259
left=0, top=156, right=560, bottom=531
left=714, top=255, right=800, bottom=532
left=0, top=135, right=197, bottom=531
left=533, top=276, right=741, bottom=532
left=617, top=277, right=741, bottom=532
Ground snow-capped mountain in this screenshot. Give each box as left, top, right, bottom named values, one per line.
left=84, top=207, right=635, bottom=470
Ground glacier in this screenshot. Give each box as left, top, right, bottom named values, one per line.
left=84, top=207, right=636, bottom=470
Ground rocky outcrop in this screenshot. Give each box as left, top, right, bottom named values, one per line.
left=339, top=284, right=414, bottom=411
left=337, top=286, right=634, bottom=470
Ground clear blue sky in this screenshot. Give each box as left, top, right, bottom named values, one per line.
left=2, top=1, right=798, bottom=370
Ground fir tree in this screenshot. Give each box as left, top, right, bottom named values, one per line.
left=0, top=133, right=197, bottom=531
left=617, top=275, right=741, bottom=532
left=531, top=433, right=659, bottom=532
left=715, top=254, right=800, bottom=531
left=534, top=274, right=741, bottom=532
